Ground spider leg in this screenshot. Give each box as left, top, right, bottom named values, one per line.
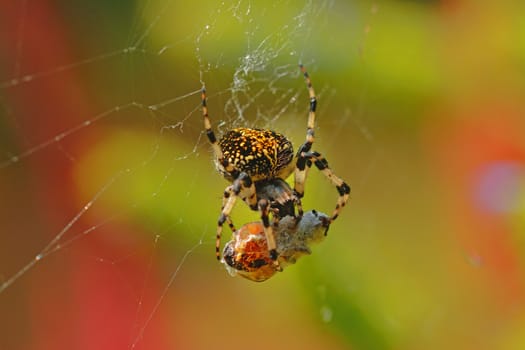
left=216, top=172, right=257, bottom=260
left=221, top=186, right=238, bottom=232
left=258, top=199, right=282, bottom=271
left=270, top=206, right=282, bottom=228
left=295, top=150, right=350, bottom=226
left=292, top=154, right=312, bottom=220
left=201, top=87, right=236, bottom=174
left=292, top=64, right=317, bottom=221
left=299, top=64, right=317, bottom=152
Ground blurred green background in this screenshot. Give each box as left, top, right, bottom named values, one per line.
left=1, top=1, right=525, bottom=349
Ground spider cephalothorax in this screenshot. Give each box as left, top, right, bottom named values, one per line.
left=202, top=65, right=350, bottom=270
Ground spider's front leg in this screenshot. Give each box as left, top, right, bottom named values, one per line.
left=216, top=172, right=257, bottom=260
left=258, top=198, right=282, bottom=271
left=294, top=147, right=350, bottom=227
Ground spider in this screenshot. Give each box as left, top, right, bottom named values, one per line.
left=201, top=64, right=350, bottom=270
left=222, top=210, right=330, bottom=282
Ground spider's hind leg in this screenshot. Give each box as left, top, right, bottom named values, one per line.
left=201, top=87, right=236, bottom=175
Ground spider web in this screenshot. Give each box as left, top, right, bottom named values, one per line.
left=0, top=1, right=383, bottom=349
